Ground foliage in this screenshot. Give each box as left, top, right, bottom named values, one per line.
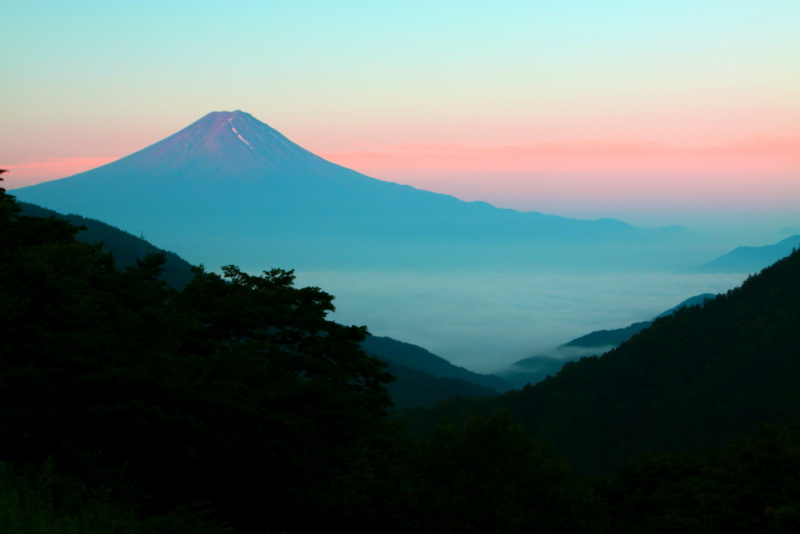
left=0, top=182, right=394, bottom=532
left=601, top=423, right=800, bottom=534
left=405, top=410, right=603, bottom=534
left=0, top=459, right=230, bottom=534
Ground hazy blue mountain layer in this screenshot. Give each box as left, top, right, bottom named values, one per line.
left=18, top=201, right=195, bottom=289
left=14, top=111, right=691, bottom=272
left=382, top=361, right=499, bottom=409
left=687, top=234, right=800, bottom=273
left=363, top=335, right=512, bottom=392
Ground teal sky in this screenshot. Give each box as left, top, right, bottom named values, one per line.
left=3, top=0, right=799, bottom=231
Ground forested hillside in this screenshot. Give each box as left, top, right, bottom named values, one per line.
left=18, top=202, right=194, bottom=289
left=406, top=246, right=800, bottom=474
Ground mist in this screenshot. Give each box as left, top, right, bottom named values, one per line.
left=293, top=270, right=747, bottom=375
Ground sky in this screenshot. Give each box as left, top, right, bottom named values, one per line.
left=3, top=0, right=799, bottom=234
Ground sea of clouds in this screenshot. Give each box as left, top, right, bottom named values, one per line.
left=293, top=270, right=747, bottom=374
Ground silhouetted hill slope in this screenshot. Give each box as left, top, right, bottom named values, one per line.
left=406, top=250, right=800, bottom=474
left=506, top=294, right=715, bottom=387
left=559, top=320, right=652, bottom=350
left=687, top=235, right=800, bottom=273
left=363, top=335, right=512, bottom=392
left=18, top=201, right=194, bottom=289
left=560, top=293, right=716, bottom=349
left=382, top=361, right=498, bottom=409
left=653, top=293, right=716, bottom=318
left=13, top=111, right=690, bottom=272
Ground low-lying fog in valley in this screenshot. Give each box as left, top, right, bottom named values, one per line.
left=293, top=270, right=747, bottom=374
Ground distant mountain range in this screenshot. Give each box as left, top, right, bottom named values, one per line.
left=13, top=111, right=690, bottom=272
left=686, top=235, right=800, bottom=274
left=507, top=293, right=715, bottom=386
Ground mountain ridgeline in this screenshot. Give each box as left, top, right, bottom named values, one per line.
left=18, top=202, right=195, bottom=289
left=687, top=234, right=800, bottom=273
left=363, top=335, right=511, bottom=392
left=13, top=111, right=690, bottom=272
left=362, top=335, right=511, bottom=408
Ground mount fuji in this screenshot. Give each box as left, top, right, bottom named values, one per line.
left=14, top=111, right=689, bottom=271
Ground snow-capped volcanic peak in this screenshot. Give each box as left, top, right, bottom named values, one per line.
left=124, top=110, right=327, bottom=175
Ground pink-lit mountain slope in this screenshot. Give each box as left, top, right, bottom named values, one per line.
left=14, top=111, right=689, bottom=271
left=108, top=110, right=346, bottom=177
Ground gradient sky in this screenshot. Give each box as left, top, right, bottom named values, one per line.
left=3, top=0, right=799, bottom=233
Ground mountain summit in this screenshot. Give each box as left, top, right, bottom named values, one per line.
left=122, top=111, right=337, bottom=176
left=14, top=111, right=689, bottom=271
